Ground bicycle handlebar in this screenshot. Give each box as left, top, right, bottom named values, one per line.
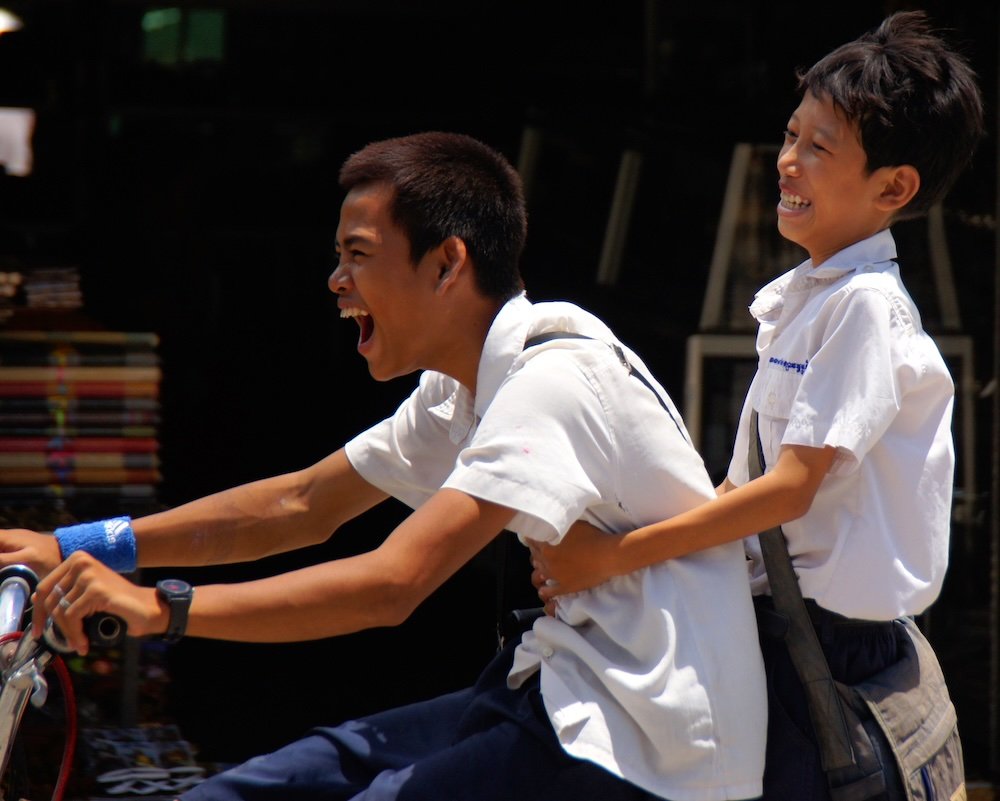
left=0, top=565, right=128, bottom=651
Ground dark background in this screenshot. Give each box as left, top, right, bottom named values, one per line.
left=0, top=0, right=997, bottom=782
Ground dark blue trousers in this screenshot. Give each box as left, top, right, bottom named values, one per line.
left=181, top=637, right=666, bottom=801
left=755, top=597, right=907, bottom=801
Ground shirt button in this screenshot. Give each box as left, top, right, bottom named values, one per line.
left=542, top=646, right=554, bottom=659
left=767, top=391, right=776, bottom=406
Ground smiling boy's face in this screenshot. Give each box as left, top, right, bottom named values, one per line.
left=330, top=182, right=442, bottom=382
left=776, top=91, right=904, bottom=266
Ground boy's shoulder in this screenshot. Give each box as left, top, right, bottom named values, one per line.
left=829, top=262, right=930, bottom=340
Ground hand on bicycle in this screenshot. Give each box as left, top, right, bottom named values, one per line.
left=33, top=553, right=166, bottom=656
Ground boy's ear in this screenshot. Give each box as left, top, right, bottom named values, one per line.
left=875, top=165, right=920, bottom=213
left=435, top=236, right=469, bottom=292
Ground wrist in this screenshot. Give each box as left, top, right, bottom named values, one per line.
left=155, top=579, right=193, bottom=643
left=606, top=533, right=630, bottom=577
left=54, top=517, right=137, bottom=573
left=607, top=527, right=650, bottom=577
left=150, top=588, right=171, bottom=638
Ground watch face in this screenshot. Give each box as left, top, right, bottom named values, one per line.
left=159, top=579, right=190, bottom=595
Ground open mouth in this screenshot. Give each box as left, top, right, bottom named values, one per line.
left=779, top=190, right=811, bottom=210
left=341, top=307, right=374, bottom=345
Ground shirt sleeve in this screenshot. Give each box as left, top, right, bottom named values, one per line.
left=345, top=372, right=464, bottom=510
left=444, top=349, right=614, bottom=543
left=782, top=286, right=901, bottom=474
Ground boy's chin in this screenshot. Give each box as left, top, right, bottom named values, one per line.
left=775, top=219, right=803, bottom=246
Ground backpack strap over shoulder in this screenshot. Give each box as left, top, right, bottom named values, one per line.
left=523, top=331, right=688, bottom=443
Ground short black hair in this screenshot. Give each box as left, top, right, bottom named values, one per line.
left=798, top=11, right=984, bottom=219
left=338, top=132, right=527, bottom=301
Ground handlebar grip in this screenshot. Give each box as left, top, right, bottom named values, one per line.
left=0, top=565, right=38, bottom=593
left=84, top=614, right=128, bottom=648
left=44, top=614, right=128, bottom=653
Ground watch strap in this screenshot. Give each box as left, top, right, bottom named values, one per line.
left=157, top=579, right=192, bottom=644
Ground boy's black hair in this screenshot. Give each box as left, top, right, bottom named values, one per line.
left=338, top=132, right=526, bottom=301
left=798, top=11, right=984, bottom=219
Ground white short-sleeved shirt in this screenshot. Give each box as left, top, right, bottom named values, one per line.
left=346, top=294, right=766, bottom=801
left=728, top=229, right=955, bottom=619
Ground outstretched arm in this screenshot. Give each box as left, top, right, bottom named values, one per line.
left=35, top=487, right=516, bottom=653
left=132, top=449, right=387, bottom=567
left=530, top=442, right=836, bottom=602
left=0, top=448, right=387, bottom=577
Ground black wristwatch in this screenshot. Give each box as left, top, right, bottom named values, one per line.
left=156, top=578, right=193, bottom=644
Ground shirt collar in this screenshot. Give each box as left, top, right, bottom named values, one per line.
left=446, top=293, right=619, bottom=441
left=475, top=292, right=533, bottom=419
left=443, top=293, right=532, bottom=443
left=749, top=229, right=898, bottom=321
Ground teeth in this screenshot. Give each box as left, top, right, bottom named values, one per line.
left=781, top=191, right=811, bottom=208
left=340, top=308, right=370, bottom=319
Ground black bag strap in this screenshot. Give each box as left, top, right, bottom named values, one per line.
left=523, top=331, right=689, bottom=443
left=749, top=410, right=856, bottom=772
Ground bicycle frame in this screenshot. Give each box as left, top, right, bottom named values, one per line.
left=0, top=565, right=46, bottom=786
left=0, top=565, right=126, bottom=801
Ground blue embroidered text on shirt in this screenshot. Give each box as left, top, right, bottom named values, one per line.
left=769, top=356, right=809, bottom=375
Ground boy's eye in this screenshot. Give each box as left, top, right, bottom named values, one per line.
left=783, top=128, right=797, bottom=141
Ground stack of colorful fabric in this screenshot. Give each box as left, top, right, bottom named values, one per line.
left=0, top=329, right=162, bottom=509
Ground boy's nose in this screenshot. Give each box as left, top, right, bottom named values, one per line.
left=777, top=146, right=800, bottom=176
left=328, top=263, right=352, bottom=294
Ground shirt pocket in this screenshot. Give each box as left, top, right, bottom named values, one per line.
left=751, top=358, right=807, bottom=421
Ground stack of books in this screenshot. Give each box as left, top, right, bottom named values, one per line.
left=0, top=330, right=162, bottom=508
left=21, top=266, right=83, bottom=310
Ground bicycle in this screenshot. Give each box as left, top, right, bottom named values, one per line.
left=0, top=564, right=125, bottom=801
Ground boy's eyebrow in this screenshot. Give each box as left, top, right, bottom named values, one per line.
left=337, top=233, right=376, bottom=251
left=789, top=111, right=840, bottom=146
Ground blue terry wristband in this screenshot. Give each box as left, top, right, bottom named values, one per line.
left=54, top=516, right=137, bottom=573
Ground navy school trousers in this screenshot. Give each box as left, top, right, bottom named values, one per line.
left=180, top=634, right=670, bottom=801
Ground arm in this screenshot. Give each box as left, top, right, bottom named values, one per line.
left=0, top=448, right=387, bottom=577
left=35, top=487, right=516, bottom=653
left=132, top=449, right=387, bottom=567
left=531, top=442, right=836, bottom=601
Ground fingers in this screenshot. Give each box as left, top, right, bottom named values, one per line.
left=33, top=552, right=98, bottom=653
left=49, top=582, right=88, bottom=653
left=33, top=562, right=66, bottom=638
left=530, top=565, right=547, bottom=591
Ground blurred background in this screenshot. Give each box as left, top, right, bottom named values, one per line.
left=0, top=0, right=996, bottom=791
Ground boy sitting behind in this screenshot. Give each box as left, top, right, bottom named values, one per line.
left=530, top=11, right=985, bottom=800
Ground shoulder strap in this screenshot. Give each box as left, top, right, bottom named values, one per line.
left=749, top=410, right=856, bottom=771
left=523, top=332, right=688, bottom=443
